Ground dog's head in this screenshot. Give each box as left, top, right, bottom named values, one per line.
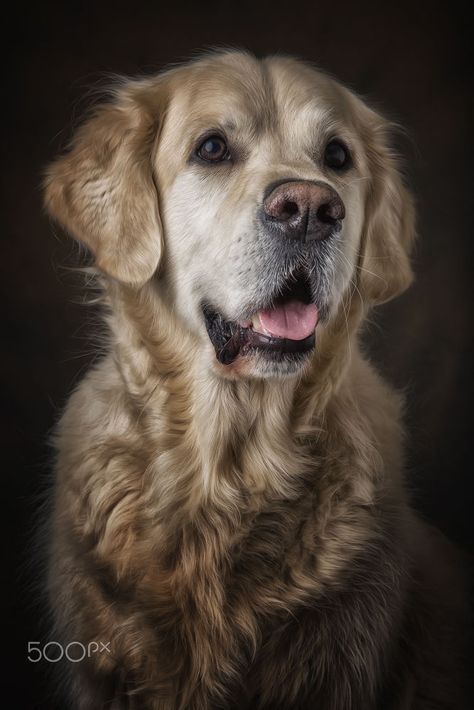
left=45, top=50, right=415, bottom=379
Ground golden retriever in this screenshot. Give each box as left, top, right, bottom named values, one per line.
left=44, top=49, right=467, bottom=709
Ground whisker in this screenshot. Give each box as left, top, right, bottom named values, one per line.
left=331, top=244, right=365, bottom=310
left=333, top=243, right=389, bottom=286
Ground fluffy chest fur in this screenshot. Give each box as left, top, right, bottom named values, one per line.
left=49, top=289, right=413, bottom=710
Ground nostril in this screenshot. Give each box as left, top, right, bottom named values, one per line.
left=280, top=200, right=299, bottom=220
left=316, top=199, right=344, bottom=224
left=264, top=194, right=301, bottom=222
left=316, top=203, right=336, bottom=224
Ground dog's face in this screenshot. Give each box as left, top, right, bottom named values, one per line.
left=45, top=51, right=415, bottom=379
left=156, top=55, right=367, bottom=377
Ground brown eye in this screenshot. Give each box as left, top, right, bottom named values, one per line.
left=197, top=135, right=230, bottom=163
left=324, top=140, right=351, bottom=170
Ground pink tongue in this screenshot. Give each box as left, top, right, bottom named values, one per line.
left=257, top=301, right=318, bottom=340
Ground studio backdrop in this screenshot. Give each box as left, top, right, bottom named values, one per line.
left=2, top=2, right=472, bottom=707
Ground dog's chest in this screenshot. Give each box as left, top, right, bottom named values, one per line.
left=151, top=496, right=351, bottom=700
left=144, top=494, right=392, bottom=710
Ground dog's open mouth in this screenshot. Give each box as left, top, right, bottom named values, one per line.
left=203, top=270, right=319, bottom=365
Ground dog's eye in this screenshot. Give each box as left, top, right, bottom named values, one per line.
left=197, top=135, right=230, bottom=163
left=324, top=140, right=351, bottom=170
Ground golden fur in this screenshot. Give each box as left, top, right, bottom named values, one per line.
left=44, top=50, right=467, bottom=709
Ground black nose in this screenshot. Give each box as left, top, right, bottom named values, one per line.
left=262, top=179, right=345, bottom=242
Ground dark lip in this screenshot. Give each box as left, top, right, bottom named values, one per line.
left=202, top=267, right=317, bottom=366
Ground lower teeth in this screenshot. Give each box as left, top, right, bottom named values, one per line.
left=251, top=314, right=262, bottom=332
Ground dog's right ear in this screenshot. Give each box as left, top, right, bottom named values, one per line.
left=44, top=79, right=165, bottom=286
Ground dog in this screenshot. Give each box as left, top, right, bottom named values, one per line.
left=44, top=49, right=468, bottom=709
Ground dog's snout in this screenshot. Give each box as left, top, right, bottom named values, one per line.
left=262, top=180, right=345, bottom=242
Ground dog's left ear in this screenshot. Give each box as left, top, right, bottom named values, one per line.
left=44, top=79, right=165, bottom=286
left=358, top=113, right=416, bottom=304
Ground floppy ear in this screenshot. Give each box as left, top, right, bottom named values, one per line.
left=358, top=117, right=416, bottom=304
left=44, top=80, right=164, bottom=286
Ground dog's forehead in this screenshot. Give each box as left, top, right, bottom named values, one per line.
left=163, top=52, right=349, bottom=137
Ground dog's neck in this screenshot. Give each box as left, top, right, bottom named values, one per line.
left=107, top=280, right=366, bottom=514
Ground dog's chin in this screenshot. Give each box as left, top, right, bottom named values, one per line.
left=235, top=347, right=315, bottom=379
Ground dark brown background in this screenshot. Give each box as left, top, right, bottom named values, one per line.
left=2, top=1, right=472, bottom=706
